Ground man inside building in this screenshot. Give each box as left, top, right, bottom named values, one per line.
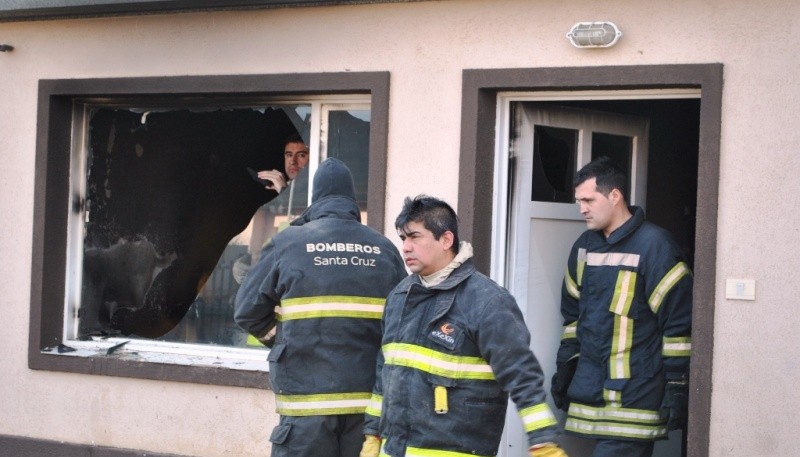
left=235, top=157, right=408, bottom=457
left=551, top=156, right=693, bottom=457
left=248, top=132, right=310, bottom=266
left=360, top=195, right=567, bottom=457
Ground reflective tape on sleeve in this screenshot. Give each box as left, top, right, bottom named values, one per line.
left=662, top=336, right=692, bottom=357
left=565, top=270, right=580, bottom=299
left=561, top=322, right=578, bottom=340
left=518, top=403, right=558, bottom=432
left=648, top=262, right=690, bottom=314
left=365, top=393, right=383, bottom=418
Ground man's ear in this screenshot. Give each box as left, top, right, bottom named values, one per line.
left=440, top=231, right=455, bottom=251
left=609, top=188, right=623, bottom=206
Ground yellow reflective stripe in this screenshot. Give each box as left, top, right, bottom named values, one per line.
left=587, top=252, right=641, bottom=268
left=603, top=388, right=621, bottom=407
left=568, top=401, right=668, bottom=439
left=518, top=403, right=557, bottom=432
left=365, top=393, right=383, bottom=417
left=568, top=402, right=664, bottom=424
left=609, top=315, right=633, bottom=379
left=383, top=343, right=495, bottom=380
left=275, top=392, right=371, bottom=416
left=576, top=248, right=587, bottom=286
left=663, top=336, right=692, bottom=357
left=565, top=270, right=580, bottom=299
left=609, top=270, right=637, bottom=316
left=561, top=322, right=577, bottom=340
left=648, top=262, right=690, bottom=314
left=278, top=295, right=385, bottom=321
left=565, top=417, right=667, bottom=440
left=405, top=447, right=492, bottom=457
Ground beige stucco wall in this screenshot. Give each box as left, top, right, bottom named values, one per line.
left=1, top=1, right=799, bottom=456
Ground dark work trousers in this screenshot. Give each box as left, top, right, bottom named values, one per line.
left=592, top=439, right=655, bottom=457
left=269, top=414, right=364, bottom=457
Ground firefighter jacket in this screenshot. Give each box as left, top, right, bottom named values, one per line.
left=235, top=158, right=407, bottom=417
left=557, top=206, right=693, bottom=441
left=364, top=255, right=559, bottom=457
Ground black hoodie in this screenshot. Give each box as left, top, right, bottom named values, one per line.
left=234, top=158, right=407, bottom=415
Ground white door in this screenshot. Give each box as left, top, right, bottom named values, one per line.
left=501, top=103, right=680, bottom=457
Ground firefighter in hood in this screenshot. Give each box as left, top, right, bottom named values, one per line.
left=235, top=157, right=407, bottom=457
left=551, top=157, right=693, bottom=457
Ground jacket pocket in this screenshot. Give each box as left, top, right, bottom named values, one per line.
left=267, top=342, right=286, bottom=363
left=269, top=424, right=292, bottom=444
left=607, top=268, right=639, bottom=319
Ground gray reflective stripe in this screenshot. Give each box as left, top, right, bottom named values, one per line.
left=275, top=392, right=371, bottom=416
left=565, top=417, right=668, bottom=440
left=518, top=403, right=558, bottom=432
left=648, top=262, right=690, bottom=314
left=568, top=403, right=663, bottom=423
left=577, top=248, right=587, bottom=286
left=663, top=336, right=692, bottom=357
left=365, top=393, right=382, bottom=417
left=566, top=402, right=667, bottom=440
left=587, top=252, right=641, bottom=268
left=383, top=343, right=495, bottom=380
left=603, top=388, right=622, bottom=407
left=278, top=295, right=385, bottom=321
left=565, top=270, right=580, bottom=299
left=609, top=314, right=633, bottom=379
left=561, top=322, right=577, bottom=340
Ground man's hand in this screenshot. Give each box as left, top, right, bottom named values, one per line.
left=529, top=443, right=568, bottom=457
left=359, top=435, right=381, bottom=457
left=551, top=357, right=578, bottom=411
left=258, top=169, right=288, bottom=193
left=660, top=381, right=689, bottom=430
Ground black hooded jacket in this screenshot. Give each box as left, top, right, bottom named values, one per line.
left=234, top=158, right=407, bottom=416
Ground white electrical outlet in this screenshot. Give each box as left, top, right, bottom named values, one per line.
left=725, top=278, right=756, bottom=300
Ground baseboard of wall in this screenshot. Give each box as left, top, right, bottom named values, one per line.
left=0, top=434, right=191, bottom=457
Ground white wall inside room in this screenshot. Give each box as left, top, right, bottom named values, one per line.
left=1, top=1, right=799, bottom=455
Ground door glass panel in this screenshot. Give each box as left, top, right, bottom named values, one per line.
left=324, top=109, right=371, bottom=218
left=532, top=125, right=578, bottom=203
left=591, top=132, right=632, bottom=201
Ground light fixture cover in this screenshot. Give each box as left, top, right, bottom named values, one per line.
left=567, top=22, right=622, bottom=48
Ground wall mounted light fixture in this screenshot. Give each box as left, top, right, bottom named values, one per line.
left=567, top=22, right=622, bottom=48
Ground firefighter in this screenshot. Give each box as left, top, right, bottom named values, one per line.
left=551, top=157, right=693, bottom=457
left=360, top=195, right=567, bottom=457
left=235, top=157, right=407, bottom=457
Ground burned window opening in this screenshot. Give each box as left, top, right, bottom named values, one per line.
left=80, top=107, right=299, bottom=339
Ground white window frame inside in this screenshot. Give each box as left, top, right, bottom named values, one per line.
left=58, top=94, right=372, bottom=371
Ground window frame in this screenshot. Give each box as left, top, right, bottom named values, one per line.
left=29, top=72, right=390, bottom=388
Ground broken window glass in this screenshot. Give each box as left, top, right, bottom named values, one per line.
left=79, top=106, right=304, bottom=343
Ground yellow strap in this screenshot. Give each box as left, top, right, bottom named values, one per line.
left=434, top=385, right=448, bottom=414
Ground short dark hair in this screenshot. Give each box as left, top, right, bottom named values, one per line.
left=574, top=156, right=628, bottom=201
left=283, top=132, right=305, bottom=147
left=395, top=195, right=460, bottom=253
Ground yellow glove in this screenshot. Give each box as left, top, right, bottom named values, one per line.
left=359, top=435, right=381, bottom=457
left=529, top=442, right=568, bottom=457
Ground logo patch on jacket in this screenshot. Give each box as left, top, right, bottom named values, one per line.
left=428, top=320, right=462, bottom=350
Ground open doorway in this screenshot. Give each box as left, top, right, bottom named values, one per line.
left=458, top=64, right=722, bottom=457
left=500, top=95, right=699, bottom=457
